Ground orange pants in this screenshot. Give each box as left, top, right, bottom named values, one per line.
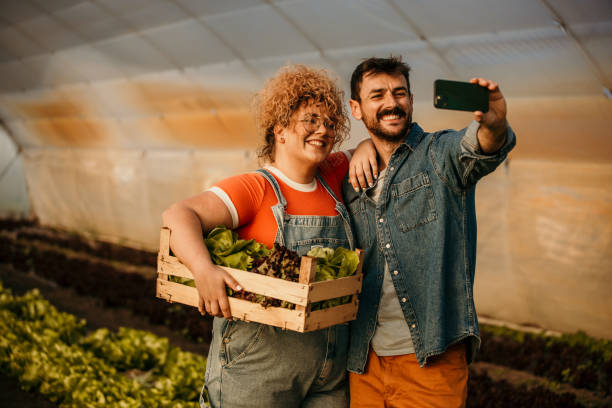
left=349, top=344, right=468, bottom=408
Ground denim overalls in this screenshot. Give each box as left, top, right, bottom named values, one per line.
left=202, top=168, right=355, bottom=408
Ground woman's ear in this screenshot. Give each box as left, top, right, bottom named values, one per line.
left=274, top=124, right=286, bottom=144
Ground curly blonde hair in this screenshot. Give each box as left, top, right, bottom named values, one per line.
left=254, top=65, right=350, bottom=163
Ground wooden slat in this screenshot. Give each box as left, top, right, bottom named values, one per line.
left=298, top=256, right=317, bottom=283
left=156, top=279, right=198, bottom=307
left=157, top=259, right=310, bottom=306
left=304, top=300, right=359, bottom=331
left=159, top=227, right=171, bottom=257
left=308, top=274, right=362, bottom=302
left=157, top=228, right=172, bottom=280
left=220, top=266, right=309, bottom=306
left=159, top=260, right=194, bottom=279
left=157, top=278, right=357, bottom=333
left=157, top=276, right=361, bottom=333
left=156, top=280, right=307, bottom=331
left=160, top=254, right=180, bottom=264
left=228, top=298, right=306, bottom=331
left=296, top=256, right=317, bottom=314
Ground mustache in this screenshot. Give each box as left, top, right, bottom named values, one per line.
left=376, top=107, right=406, bottom=120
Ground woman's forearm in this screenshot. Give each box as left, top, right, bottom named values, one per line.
left=161, top=192, right=239, bottom=317
left=161, top=202, right=215, bottom=275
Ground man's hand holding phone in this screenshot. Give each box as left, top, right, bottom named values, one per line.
left=469, top=77, right=508, bottom=154
left=434, top=78, right=508, bottom=154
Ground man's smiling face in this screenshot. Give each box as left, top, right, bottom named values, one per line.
left=350, top=72, right=414, bottom=142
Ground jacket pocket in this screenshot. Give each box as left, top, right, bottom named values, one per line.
left=391, top=171, right=437, bottom=232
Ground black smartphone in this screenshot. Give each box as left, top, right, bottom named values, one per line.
left=433, top=79, right=489, bottom=113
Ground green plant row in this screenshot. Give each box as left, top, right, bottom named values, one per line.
left=0, top=281, right=207, bottom=408
left=481, top=325, right=612, bottom=360
left=478, top=324, right=612, bottom=395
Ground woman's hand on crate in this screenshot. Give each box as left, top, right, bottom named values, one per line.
left=193, top=262, right=242, bottom=318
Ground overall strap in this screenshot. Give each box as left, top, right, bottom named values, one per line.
left=255, top=168, right=287, bottom=246
left=315, top=173, right=341, bottom=205
left=255, top=169, right=287, bottom=208
left=316, top=172, right=355, bottom=250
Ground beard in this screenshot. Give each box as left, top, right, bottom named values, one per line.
left=362, top=106, right=412, bottom=142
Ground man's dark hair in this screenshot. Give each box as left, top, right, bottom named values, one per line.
left=350, top=56, right=411, bottom=101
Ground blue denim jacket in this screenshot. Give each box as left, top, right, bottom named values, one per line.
left=343, top=121, right=516, bottom=370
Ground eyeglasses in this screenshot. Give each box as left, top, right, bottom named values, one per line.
left=299, top=115, right=337, bottom=133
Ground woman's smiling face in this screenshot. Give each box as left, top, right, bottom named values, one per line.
left=275, top=102, right=337, bottom=167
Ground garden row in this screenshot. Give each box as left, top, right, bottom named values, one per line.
left=466, top=369, right=584, bottom=408
left=0, top=219, right=156, bottom=267
left=0, top=281, right=206, bottom=407
left=0, top=232, right=213, bottom=344
left=477, top=325, right=612, bottom=395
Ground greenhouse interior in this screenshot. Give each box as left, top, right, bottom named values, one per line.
left=0, top=0, right=610, bottom=407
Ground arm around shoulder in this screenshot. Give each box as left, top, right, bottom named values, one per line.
left=347, top=138, right=379, bottom=191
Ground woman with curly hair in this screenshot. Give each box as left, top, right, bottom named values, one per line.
left=162, top=64, right=373, bottom=407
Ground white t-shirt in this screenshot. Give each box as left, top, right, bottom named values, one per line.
left=368, top=168, right=415, bottom=356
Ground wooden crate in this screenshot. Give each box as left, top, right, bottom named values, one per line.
left=156, top=228, right=364, bottom=332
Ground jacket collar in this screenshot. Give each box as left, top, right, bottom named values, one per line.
left=401, top=122, right=425, bottom=152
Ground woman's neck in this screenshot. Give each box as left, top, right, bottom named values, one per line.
left=271, top=156, right=317, bottom=184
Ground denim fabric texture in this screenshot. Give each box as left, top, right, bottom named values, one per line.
left=203, top=168, right=354, bottom=408
left=343, top=121, right=516, bottom=371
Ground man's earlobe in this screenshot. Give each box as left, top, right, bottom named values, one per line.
left=349, top=99, right=362, bottom=120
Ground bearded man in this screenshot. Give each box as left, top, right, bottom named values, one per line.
left=343, top=56, right=516, bottom=407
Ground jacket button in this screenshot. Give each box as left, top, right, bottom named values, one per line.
left=393, top=270, right=398, bottom=275
left=379, top=218, right=384, bottom=223
left=223, top=338, right=230, bottom=344
left=401, top=297, right=406, bottom=303
left=411, top=324, right=416, bottom=328
left=385, top=243, right=390, bottom=249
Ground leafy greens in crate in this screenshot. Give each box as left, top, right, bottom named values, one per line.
left=169, top=226, right=359, bottom=309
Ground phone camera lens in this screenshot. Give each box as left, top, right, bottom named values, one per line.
left=435, top=95, right=448, bottom=107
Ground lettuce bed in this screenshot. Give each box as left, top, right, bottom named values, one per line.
left=0, top=281, right=206, bottom=408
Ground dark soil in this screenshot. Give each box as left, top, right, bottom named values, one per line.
left=0, top=373, right=57, bottom=408
left=0, top=229, right=214, bottom=344
left=477, top=325, right=612, bottom=395
left=0, top=218, right=156, bottom=266
left=470, top=362, right=612, bottom=408
left=466, top=369, right=585, bottom=408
